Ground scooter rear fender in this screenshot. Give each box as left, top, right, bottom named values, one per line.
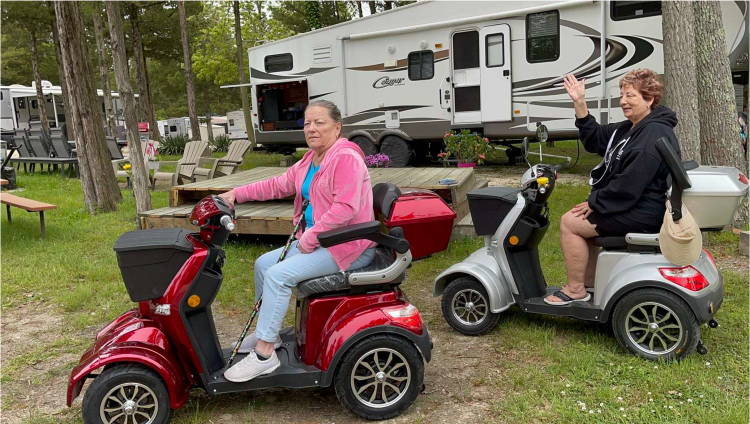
left=433, top=248, right=514, bottom=314
left=67, top=313, right=191, bottom=409
left=316, top=303, right=432, bottom=387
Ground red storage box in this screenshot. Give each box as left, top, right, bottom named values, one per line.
left=381, top=189, right=456, bottom=260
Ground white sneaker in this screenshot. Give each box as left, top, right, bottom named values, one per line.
left=225, top=350, right=281, bottom=383
left=234, top=332, right=282, bottom=354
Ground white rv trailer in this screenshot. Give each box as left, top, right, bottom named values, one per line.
left=0, top=80, right=129, bottom=133
left=226, top=110, right=248, bottom=140
left=239, top=0, right=749, bottom=159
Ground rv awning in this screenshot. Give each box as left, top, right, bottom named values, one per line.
left=221, top=77, right=307, bottom=88
left=0, top=85, right=131, bottom=99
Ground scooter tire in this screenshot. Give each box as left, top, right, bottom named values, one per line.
left=334, top=334, right=424, bottom=420
left=442, top=277, right=501, bottom=336
left=82, top=363, right=174, bottom=424
left=611, top=288, right=700, bottom=361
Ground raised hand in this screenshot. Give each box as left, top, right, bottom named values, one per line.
left=563, top=74, right=586, bottom=103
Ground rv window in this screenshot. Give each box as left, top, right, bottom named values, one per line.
left=486, top=33, right=504, bottom=68
left=229, top=119, right=235, bottom=126
left=453, top=31, right=480, bottom=70
left=454, top=86, right=481, bottom=112
left=265, top=53, right=293, bottom=73
left=526, top=10, right=559, bottom=63
left=170, top=125, right=177, bottom=132
left=408, top=50, right=434, bottom=81
left=18, top=98, right=26, bottom=109
left=611, top=1, right=661, bottom=21
left=31, top=100, right=38, bottom=110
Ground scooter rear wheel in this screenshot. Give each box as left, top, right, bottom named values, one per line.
left=334, top=334, right=424, bottom=420
left=612, top=288, right=700, bottom=361
left=82, top=363, right=174, bottom=424
left=442, top=277, right=501, bottom=335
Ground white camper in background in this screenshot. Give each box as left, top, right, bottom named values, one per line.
left=157, top=120, right=169, bottom=138
left=199, top=123, right=227, bottom=142
left=0, top=80, right=129, bottom=132
left=234, top=0, right=748, bottom=162
left=165, top=117, right=190, bottom=138
left=226, top=110, right=248, bottom=140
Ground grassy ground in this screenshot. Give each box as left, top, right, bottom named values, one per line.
left=1, top=147, right=748, bottom=423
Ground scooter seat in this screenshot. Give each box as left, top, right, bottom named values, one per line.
left=593, top=236, right=628, bottom=249
left=593, top=234, right=662, bottom=253
left=294, top=248, right=402, bottom=297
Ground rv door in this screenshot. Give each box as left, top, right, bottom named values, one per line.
left=0, top=89, right=14, bottom=130
left=451, top=30, right=482, bottom=124
left=479, top=24, right=511, bottom=122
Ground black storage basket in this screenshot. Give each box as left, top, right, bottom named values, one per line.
left=114, top=228, right=194, bottom=302
left=467, top=187, right=522, bottom=236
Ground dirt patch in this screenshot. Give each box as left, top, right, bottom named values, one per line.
left=474, top=167, right=589, bottom=188
left=1, top=305, right=89, bottom=424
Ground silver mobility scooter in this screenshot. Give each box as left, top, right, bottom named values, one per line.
left=434, top=129, right=748, bottom=360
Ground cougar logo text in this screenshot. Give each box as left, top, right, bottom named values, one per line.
left=373, top=77, right=405, bottom=89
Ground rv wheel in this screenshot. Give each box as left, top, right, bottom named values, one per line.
left=82, top=363, right=174, bottom=424
left=335, top=334, right=423, bottom=420
left=612, top=288, right=700, bottom=361
left=350, top=136, right=378, bottom=157
left=379, top=135, right=413, bottom=167
left=442, top=277, right=500, bottom=335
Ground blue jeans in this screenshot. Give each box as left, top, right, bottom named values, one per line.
left=253, top=241, right=376, bottom=343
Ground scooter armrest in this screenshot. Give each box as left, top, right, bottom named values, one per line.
left=317, top=220, right=410, bottom=254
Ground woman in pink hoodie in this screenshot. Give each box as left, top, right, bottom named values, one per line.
left=220, top=100, right=376, bottom=382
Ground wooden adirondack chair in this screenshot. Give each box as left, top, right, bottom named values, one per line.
left=191, top=139, right=252, bottom=182
left=151, top=140, right=209, bottom=189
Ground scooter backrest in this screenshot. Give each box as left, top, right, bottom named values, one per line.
left=655, top=136, right=691, bottom=221
left=373, top=182, right=401, bottom=219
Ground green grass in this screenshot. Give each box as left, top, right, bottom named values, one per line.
left=1, top=149, right=747, bottom=423
left=485, top=139, right=603, bottom=175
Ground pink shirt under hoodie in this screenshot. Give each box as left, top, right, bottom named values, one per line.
left=234, top=138, right=376, bottom=271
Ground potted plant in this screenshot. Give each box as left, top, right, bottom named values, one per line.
left=440, top=129, right=491, bottom=167
left=364, top=153, right=391, bottom=168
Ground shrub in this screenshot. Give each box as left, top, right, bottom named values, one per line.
left=441, top=129, right=492, bottom=165
left=157, top=134, right=190, bottom=155
left=210, top=135, right=232, bottom=153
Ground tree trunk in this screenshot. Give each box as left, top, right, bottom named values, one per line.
left=54, top=1, right=122, bottom=213
left=130, top=3, right=160, bottom=142
left=203, top=87, right=214, bottom=143
left=356, top=1, right=363, bottom=18
left=29, top=30, right=51, bottom=134
left=50, top=3, right=75, bottom=141
left=177, top=0, right=201, bottom=141
left=234, top=0, right=255, bottom=147
left=366, top=1, right=376, bottom=15
left=662, top=1, right=701, bottom=162
left=91, top=4, right=118, bottom=138
left=694, top=0, right=748, bottom=226
left=106, top=0, right=151, bottom=213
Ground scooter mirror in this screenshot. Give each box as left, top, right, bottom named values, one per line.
left=536, top=124, right=549, bottom=143
left=521, top=137, right=530, bottom=160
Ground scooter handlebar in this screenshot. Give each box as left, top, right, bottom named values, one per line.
left=220, top=215, right=235, bottom=231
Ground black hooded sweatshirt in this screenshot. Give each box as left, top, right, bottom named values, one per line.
left=575, top=105, right=681, bottom=230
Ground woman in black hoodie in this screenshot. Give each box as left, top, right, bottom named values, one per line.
left=545, top=69, right=680, bottom=306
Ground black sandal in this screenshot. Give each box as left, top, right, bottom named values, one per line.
left=543, top=290, right=591, bottom=306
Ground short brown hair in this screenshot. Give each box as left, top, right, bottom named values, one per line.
left=619, top=68, right=664, bottom=110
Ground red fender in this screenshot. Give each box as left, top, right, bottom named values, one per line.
left=316, top=307, right=391, bottom=371
left=67, top=318, right=192, bottom=409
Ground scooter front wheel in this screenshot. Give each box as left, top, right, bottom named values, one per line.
left=442, top=277, right=501, bottom=335
left=334, top=334, right=424, bottom=420
left=82, top=363, right=174, bottom=424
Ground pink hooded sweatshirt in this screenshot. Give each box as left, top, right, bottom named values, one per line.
left=234, top=138, right=376, bottom=271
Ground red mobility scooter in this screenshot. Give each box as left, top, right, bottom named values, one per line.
left=67, top=183, right=435, bottom=422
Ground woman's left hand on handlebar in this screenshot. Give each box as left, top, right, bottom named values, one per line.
left=218, top=190, right=236, bottom=204
left=572, top=201, right=593, bottom=219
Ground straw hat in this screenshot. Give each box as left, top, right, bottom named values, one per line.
left=659, top=201, right=702, bottom=266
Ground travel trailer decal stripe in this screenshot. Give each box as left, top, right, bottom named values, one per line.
left=348, top=50, right=449, bottom=72
left=343, top=105, right=429, bottom=124
left=309, top=92, right=335, bottom=100
left=612, top=35, right=655, bottom=72
left=250, top=66, right=337, bottom=80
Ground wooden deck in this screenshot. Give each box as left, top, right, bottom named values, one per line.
left=141, top=167, right=486, bottom=235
